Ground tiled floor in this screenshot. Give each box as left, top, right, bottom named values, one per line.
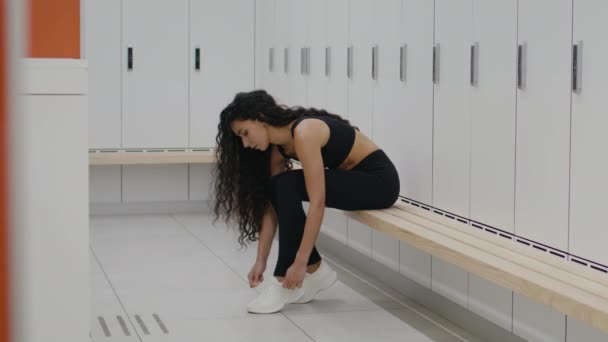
left=90, top=212, right=485, bottom=342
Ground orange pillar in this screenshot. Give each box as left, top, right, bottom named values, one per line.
left=28, top=0, right=80, bottom=58
left=0, top=0, right=11, bottom=340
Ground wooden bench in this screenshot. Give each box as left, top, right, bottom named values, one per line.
left=88, top=149, right=216, bottom=165
left=343, top=200, right=608, bottom=334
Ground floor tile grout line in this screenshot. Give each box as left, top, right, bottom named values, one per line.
left=168, top=214, right=318, bottom=341
left=168, top=214, right=255, bottom=287
left=90, top=245, right=144, bottom=342
left=321, top=255, right=472, bottom=342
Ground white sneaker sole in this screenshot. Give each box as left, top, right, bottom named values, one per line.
left=294, top=270, right=337, bottom=304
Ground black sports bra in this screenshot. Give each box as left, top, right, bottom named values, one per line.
left=276, top=116, right=356, bottom=169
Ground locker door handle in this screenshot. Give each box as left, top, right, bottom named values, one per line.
left=517, top=42, right=526, bottom=89
left=269, top=47, right=275, bottom=72
left=128, top=47, right=133, bottom=70
left=400, top=45, right=407, bottom=82
left=433, top=44, right=440, bottom=84
left=372, top=45, right=378, bottom=80
left=195, top=47, right=201, bottom=71
left=573, top=41, right=582, bottom=93
left=301, top=47, right=309, bottom=75
left=284, top=47, right=289, bottom=73
left=470, top=42, right=479, bottom=86
left=325, top=47, right=331, bottom=77
left=347, top=46, right=353, bottom=79
left=306, top=47, right=311, bottom=75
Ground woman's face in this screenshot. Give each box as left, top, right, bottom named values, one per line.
left=230, top=119, right=269, bottom=151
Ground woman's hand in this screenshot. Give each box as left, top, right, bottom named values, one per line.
left=247, top=260, right=266, bottom=288
left=283, top=261, right=307, bottom=290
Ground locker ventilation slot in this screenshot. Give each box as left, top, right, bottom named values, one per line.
left=572, top=259, right=587, bottom=266
left=89, top=148, right=213, bottom=154
left=397, top=195, right=608, bottom=277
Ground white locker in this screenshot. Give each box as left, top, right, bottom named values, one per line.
left=325, top=0, right=349, bottom=120
left=85, top=0, right=121, bottom=149
left=470, top=0, right=517, bottom=232
left=515, top=0, right=572, bottom=250
left=432, top=0, right=473, bottom=218
left=397, top=0, right=434, bottom=204
left=468, top=0, right=516, bottom=333
left=286, top=0, right=310, bottom=107
left=189, top=0, right=254, bottom=149
left=273, top=0, right=290, bottom=104
left=431, top=0, right=472, bottom=308
left=307, top=0, right=328, bottom=109
left=255, top=0, right=275, bottom=91
left=347, top=0, right=374, bottom=136
left=370, top=0, right=402, bottom=273
left=324, top=0, right=350, bottom=244
left=569, top=0, right=608, bottom=266
left=346, top=0, right=374, bottom=257
left=122, top=0, right=189, bottom=148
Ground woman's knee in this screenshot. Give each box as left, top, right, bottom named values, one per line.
left=271, top=170, right=305, bottom=202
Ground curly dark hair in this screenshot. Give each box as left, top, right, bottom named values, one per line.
left=210, top=89, right=358, bottom=248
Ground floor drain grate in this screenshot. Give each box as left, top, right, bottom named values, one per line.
left=96, top=313, right=169, bottom=337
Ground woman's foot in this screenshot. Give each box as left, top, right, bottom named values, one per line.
left=246, top=277, right=305, bottom=314
left=294, top=260, right=337, bottom=304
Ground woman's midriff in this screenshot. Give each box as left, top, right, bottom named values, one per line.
left=337, top=130, right=380, bottom=171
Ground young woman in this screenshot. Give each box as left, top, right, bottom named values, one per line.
left=211, top=90, right=400, bottom=314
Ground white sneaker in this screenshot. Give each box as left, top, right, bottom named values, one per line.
left=246, top=277, right=305, bottom=314
left=294, top=260, right=337, bottom=304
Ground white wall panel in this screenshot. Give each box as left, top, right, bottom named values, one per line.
left=123, top=166, right=189, bottom=202
left=513, top=293, right=565, bottom=342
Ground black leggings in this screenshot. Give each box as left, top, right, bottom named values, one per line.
left=269, top=149, right=400, bottom=277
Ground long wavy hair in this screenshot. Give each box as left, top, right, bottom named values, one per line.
left=210, top=89, right=358, bottom=248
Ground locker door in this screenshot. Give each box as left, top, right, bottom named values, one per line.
left=306, top=0, right=327, bottom=109
left=433, top=0, right=473, bottom=218
left=397, top=0, right=434, bottom=204
left=122, top=0, right=189, bottom=148
left=370, top=0, right=402, bottom=272
left=190, top=0, right=254, bottom=149
left=325, top=0, right=349, bottom=119
left=256, top=0, right=276, bottom=92
left=85, top=0, right=121, bottom=149
left=468, top=0, right=518, bottom=330
left=347, top=0, right=374, bottom=135
left=470, top=0, right=517, bottom=232
left=346, top=0, right=374, bottom=257
left=570, top=0, right=608, bottom=266
left=515, top=0, right=572, bottom=250
left=287, top=0, right=310, bottom=107
left=398, top=0, right=435, bottom=290
left=431, top=0, right=472, bottom=309
left=273, top=0, right=290, bottom=104
left=324, top=0, right=349, bottom=243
